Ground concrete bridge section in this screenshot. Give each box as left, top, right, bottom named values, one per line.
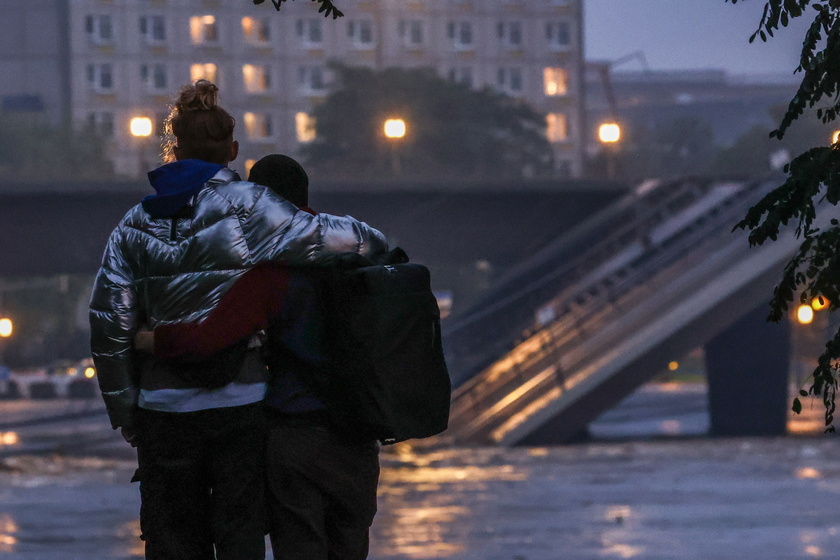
left=443, top=177, right=820, bottom=445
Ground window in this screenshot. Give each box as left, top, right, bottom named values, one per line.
left=398, top=19, right=424, bottom=47
left=497, top=21, right=522, bottom=47
left=191, top=63, right=218, bottom=84
left=140, top=15, right=166, bottom=43
left=242, top=17, right=270, bottom=44
left=190, top=15, right=218, bottom=44
left=140, top=63, right=168, bottom=91
left=85, top=14, right=113, bottom=44
left=543, top=67, right=568, bottom=96
left=297, top=66, right=326, bottom=93
left=348, top=19, right=374, bottom=47
left=447, top=21, right=473, bottom=49
left=546, top=21, right=570, bottom=50
left=296, top=18, right=323, bottom=45
left=86, top=63, right=113, bottom=93
left=497, top=67, right=523, bottom=94
left=87, top=111, right=114, bottom=137
left=242, top=64, right=271, bottom=93
left=546, top=113, right=568, bottom=142
left=295, top=112, right=316, bottom=143
left=243, top=112, right=273, bottom=139
left=448, top=67, right=473, bottom=88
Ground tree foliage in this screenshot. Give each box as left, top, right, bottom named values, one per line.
left=253, top=0, right=343, bottom=19
left=730, top=0, right=840, bottom=429
left=301, top=65, right=553, bottom=181
left=0, top=116, right=114, bottom=184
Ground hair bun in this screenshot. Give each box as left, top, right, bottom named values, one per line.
left=176, top=79, right=219, bottom=112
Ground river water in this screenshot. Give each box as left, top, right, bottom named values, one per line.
left=0, top=386, right=838, bottom=560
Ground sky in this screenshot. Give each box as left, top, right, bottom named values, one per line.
left=584, top=1, right=810, bottom=77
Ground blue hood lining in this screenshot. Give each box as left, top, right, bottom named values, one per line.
left=142, top=160, right=225, bottom=218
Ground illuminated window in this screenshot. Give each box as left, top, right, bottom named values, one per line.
left=243, top=112, right=273, bottom=139
left=86, top=63, right=113, bottom=92
left=497, top=21, right=522, bottom=47
left=191, top=63, right=217, bottom=84
left=244, top=158, right=257, bottom=177
left=295, top=112, right=316, bottom=143
left=243, top=64, right=271, bottom=93
left=348, top=19, right=374, bottom=47
left=497, top=67, right=523, bottom=94
left=447, top=21, right=473, bottom=49
left=85, top=14, right=113, bottom=44
left=141, top=63, right=168, bottom=91
left=242, top=17, right=270, bottom=44
left=295, top=18, right=323, bottom=45
left=297, top=66, right=326, bottom=93
left=190, top=15, right=218, bottom=44
left=546, top=113, right=568, bottom=143
left=543, top=67, right=568, bottom=96
left=398, top=19, right=424, bottom=46
left=546, top=21, right=571, bottom=50
left=139, top=15, right=166, bottom=43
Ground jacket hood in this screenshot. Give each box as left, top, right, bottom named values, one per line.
left=142, top=159, right=226, bottom=218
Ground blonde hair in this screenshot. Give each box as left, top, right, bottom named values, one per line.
left=163, top=80, right=235, bottom=164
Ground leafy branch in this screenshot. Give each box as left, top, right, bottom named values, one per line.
left=253, top=0, right=344, bottom=19
left=730, top=0, right=840, bottom=429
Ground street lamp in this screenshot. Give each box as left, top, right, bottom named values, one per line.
left=598, top=122, right=621, bottom=144
left=832, top=130, right=840, bottom=144
left=0, top=318, right=12, bottom=338
left=130, top=116, right=154, bottom=176
left=598, top=122, right=621, bottom=179
left=383, top=118, right=406, bottom=174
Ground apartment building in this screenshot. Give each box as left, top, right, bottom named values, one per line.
left=2, top=0, right=584, bottom=179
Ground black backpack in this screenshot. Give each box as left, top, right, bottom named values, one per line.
left=314, top=248, right=452, bottom=444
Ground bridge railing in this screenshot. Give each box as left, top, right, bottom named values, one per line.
left=443, top=177, right=767, bottom=387
left=446, top=178, right=776, bottom=442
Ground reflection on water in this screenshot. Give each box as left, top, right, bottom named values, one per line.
left=375, top=446, right=529, bottom=558
left=114, top=519, right=144, bottom=558
left=0, top=432, right=20, bottom=446
left=0, top=513, right=18, bottom=553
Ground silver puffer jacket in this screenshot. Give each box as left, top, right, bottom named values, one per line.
left=89, top=168, right=387, bottom=429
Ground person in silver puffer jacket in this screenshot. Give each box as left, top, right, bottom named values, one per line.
left=89, top=80, right=388, bottom=560
left=89, top=164, right=387, bottom=430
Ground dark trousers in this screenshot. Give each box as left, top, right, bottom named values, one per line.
left=135, top=403, right=267, bottom=560
left=266, top=414, right=380, bottom=560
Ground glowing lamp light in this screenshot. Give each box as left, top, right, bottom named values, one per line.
left=598, top=122, right=621, bottom=144
left=667, top=361, right=679, bottom=372
left=130, top=117, right=153, bottom=138
left=797, top=304, right=815, bottom=325
left=832, top=130, right=840, bottom=144
left=84, top=367, right=96, bottom=379
left=383, top=118, right=407, bottom=139
left=812, top=296, right=829, bottom=311
left=0, top=318, right=12, bottom=338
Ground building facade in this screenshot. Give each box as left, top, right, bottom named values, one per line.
left=2, top=0, right=585, bottom=179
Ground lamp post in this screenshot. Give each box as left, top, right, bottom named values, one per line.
left=0, top=317, right=11, bottom=392
left=130, top=116, right=154, bottom=177
left=598, top=122, right=621, bottom=180
left=383, top=118, right=406, bottom=175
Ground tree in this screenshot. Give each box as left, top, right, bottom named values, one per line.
left=253, top=0, right=343, bottom=19
left=730, top=0, right=840, bottom=429
left=301, top=65, right=553, bottom=181
left=0, top=115, right=114, bottom=184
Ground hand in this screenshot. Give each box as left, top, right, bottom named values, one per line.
left=134, top=328, right=155, bottom=353
left=121, top=427, right=139, bottom=447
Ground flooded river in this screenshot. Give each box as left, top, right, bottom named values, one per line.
left=1, top=388, right=838, bottom=559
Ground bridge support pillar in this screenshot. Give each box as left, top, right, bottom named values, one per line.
left=704, top=305, right=789, bottom=436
